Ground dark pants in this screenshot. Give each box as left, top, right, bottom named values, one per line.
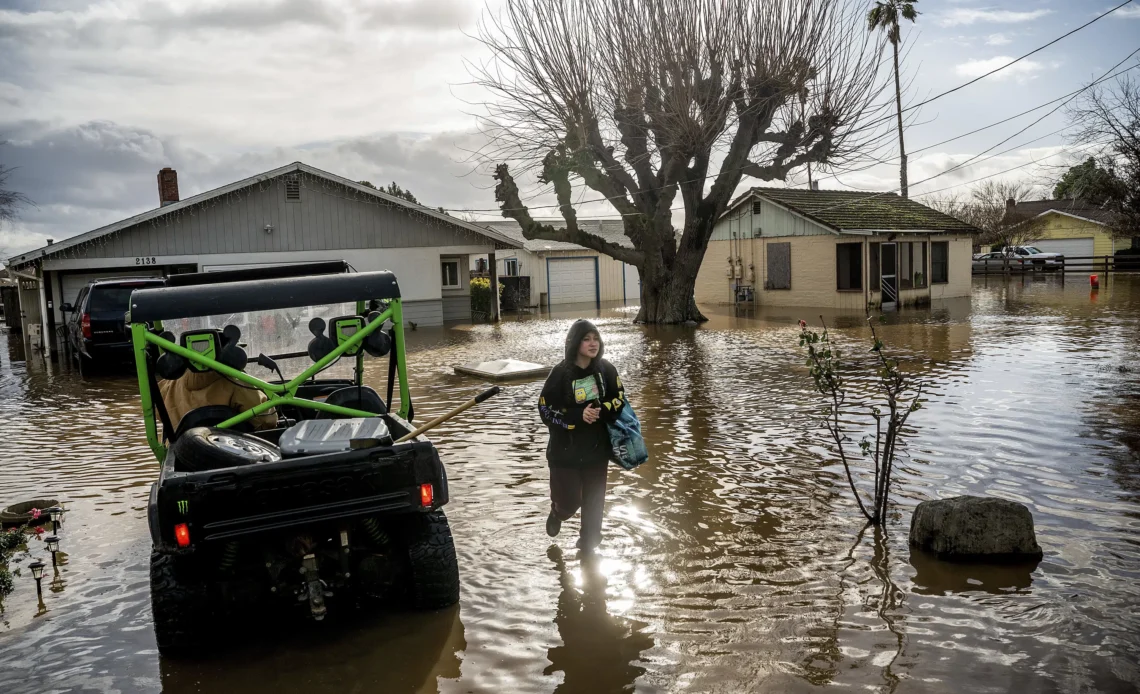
left=550, top=462, right=608, bottom=548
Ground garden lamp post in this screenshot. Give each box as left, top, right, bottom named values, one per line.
left=29, top=560, right=45, bottom=600
left=45, top=536, right=60, bottom=567
left=47, top=507, right=63, bottom=533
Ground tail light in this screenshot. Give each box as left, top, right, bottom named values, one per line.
left=420, top=483, right=434, bottom=507
left=174, top=523, right=191, bottom=547
left=81, top=313, right=92, bottom=339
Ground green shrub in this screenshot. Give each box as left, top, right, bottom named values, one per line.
left=470, top=277, right=503, bottom=318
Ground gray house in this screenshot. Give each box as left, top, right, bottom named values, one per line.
left=5, top=162, right=521, bottom=357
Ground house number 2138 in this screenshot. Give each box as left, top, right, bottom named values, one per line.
left=135, top=257, right=158, bottom=265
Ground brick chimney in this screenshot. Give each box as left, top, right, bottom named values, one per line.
left=157, top=167, right=179, bottom=207
left=1006, top=198, right=1016, bottom=212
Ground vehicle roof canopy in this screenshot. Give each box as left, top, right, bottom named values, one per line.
left=129, top=267, right=401, bottom=322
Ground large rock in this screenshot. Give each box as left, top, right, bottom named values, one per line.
left=909, top=495, right=1043, bottom=560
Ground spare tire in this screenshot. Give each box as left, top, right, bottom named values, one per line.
left=173, top=427, right=282, bottom=472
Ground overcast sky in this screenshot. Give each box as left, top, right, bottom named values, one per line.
left=1, top=0, right=1137, bottom=257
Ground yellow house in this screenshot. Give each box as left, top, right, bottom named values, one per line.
left=696, top=188, right=980, bottom=310
left=1002, top=199, right=1136, bottom=258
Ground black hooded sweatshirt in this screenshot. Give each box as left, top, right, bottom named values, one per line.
left=538, top=319, right=626, bottom=468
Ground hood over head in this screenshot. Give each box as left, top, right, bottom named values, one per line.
left=564, top=319, right=604, bottom=366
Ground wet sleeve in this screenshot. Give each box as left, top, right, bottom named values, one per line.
left=598, top=363, right=626, bottom=423
left=538, top=369, right=582, bottom=430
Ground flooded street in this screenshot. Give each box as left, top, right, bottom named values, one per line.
left=1, top=275, right=1139, bottom=693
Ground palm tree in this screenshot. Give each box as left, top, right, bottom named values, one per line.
left=868, top=0, right=919, bottom=198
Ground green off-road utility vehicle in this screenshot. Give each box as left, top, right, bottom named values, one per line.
left=128, top=261, right=475, bottom=656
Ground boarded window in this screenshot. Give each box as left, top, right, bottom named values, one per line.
left=932, top=241, right=949, bottom=283
left=285, top=177, right=301, bottom=202
left=836, top=243, right=862, bottom=290
left=766, top=242, right=791, bottom=290
left=869, top=242, right=881, bottom=291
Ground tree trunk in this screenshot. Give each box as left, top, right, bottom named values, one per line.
left=634, top=242, right=709, bottom=324
left=892, top=38, right=908, bottom=199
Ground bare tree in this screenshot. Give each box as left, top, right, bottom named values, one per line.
left=1065, top=68, right=1140, bottom=239
left=927, top=179, right=1040, bottom=250
left=473, top=0, right=892, bottom=323
left=0, top=160, right=32, bottom=230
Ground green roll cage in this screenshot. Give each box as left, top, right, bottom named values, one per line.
left=130, top=298, right=410, bottom=463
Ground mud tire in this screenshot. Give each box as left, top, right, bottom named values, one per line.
left=150, top=550, right=209, bottom=656
left=399, top=511, right=460, bottom=609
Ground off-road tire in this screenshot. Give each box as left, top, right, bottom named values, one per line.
left=149, top=550, right=209, bottom=656
left=172, top=427, right=281, bottom=472
left=399, top=511, right=460, bottom=609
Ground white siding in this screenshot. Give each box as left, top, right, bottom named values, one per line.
left=547, top=257, right=597, bottom=305
left=711, top=198, right=832, bottom=241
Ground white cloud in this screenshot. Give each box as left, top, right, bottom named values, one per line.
left=939, top=8, right=1053, bottom=27
left=954, top=56, right=1046, bottom=81
left=1117, top=5, right=1140, bottom=18
left=985, top=33, right=1012, bottom=46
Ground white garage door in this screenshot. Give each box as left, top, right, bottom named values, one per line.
left=1033, top=238, right=1093, bottom=259
left=60, top=268, right=164, bottom=308
left=623, top=263, right=641, bottom=302
left=548, top=258, right=597, bottom=305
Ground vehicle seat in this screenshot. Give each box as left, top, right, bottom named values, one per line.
left=316, top=386, right=386, bottom=418
left=173, top=405, right=254, bottom=441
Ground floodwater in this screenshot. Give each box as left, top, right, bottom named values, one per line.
left=1, top=275, right=1139, bottom=694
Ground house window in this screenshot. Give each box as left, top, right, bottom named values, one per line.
left=504, top=258, right=519, bottom=276
left=441, top=259, right=460, bottom=288
left=285, top=177, right=301, bottom=202
left=931, top=242, right=949, bottom=284
left=752, top=200, right=763, bottom=215
left=869, top=242, right=881, bottom=291
left=766, top=242, right=791, bottom=290
left=897, top=241, right=927, bottom=289
left=836, top=242, right=862, bottom=291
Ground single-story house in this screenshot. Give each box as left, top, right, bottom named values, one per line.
left=696, top=187, right=980, bottom=310
left=5, top=162, right=522, bottom=357
left=1001, top=198, right=1138, bottom=258
left=470, top=219, right=640, bottom=308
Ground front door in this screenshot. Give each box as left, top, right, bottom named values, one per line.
left=881, top=243, right=898, bottom=310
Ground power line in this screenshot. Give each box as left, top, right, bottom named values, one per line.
left=900, top=0, right=1135, bottom=115
left=442, top=5, right=1135, bottom=217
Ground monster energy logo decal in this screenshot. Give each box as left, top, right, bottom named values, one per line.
left=177, top=500, right=188, bottom=515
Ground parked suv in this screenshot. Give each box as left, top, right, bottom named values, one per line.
left=1001, top=246, right=1064, bottom=268
left=62, top=277, right=165, bottom=374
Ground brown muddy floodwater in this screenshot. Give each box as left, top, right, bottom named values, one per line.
left=1, top=276, right=1139, bottom=694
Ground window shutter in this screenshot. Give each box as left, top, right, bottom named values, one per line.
left=766, top=242, right=791, bottom=290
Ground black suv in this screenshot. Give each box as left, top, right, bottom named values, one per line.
left=62, top=277, right=165, bottom=374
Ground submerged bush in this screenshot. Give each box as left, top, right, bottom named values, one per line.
left=470, top=277, right=503, bottom=319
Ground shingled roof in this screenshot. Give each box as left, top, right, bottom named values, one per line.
left=736, top=187, right=980, bottom=233
left=1001, top=198, right=1118, bottom=227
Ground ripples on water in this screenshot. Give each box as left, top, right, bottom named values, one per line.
left=1, top=275, right=1138, bottom=693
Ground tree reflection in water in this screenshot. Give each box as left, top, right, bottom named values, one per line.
left=544, top=546, right=653, bottom=694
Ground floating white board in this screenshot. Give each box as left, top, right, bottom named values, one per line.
left=454, top=358, right=550, bottom=381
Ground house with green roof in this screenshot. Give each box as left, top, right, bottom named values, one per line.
left=696, top=187, right=980, bottom=310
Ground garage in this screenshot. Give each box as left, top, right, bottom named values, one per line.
left=59, top=268, right=166, bottom=309
left=547, top=257, right=598, bottom=306
left=1032, top=237, right=1093, bottom=259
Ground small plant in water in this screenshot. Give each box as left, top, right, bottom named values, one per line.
left=798, top=316, right=925, bottom=526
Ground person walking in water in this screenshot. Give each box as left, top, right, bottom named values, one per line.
left=539, top=319, right=626, bottom=551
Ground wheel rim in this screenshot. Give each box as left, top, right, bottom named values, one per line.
left=205, top=433, right=278, bottom=462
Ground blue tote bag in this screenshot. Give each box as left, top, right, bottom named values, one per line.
left=607, top=400, right=649, bottom=471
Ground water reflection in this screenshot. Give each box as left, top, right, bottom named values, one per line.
left=908, top=549, right=1040, bottom=596
left=544, top=547, right=652, bottom=694
left=1, top=277, right=1140, bottom=693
